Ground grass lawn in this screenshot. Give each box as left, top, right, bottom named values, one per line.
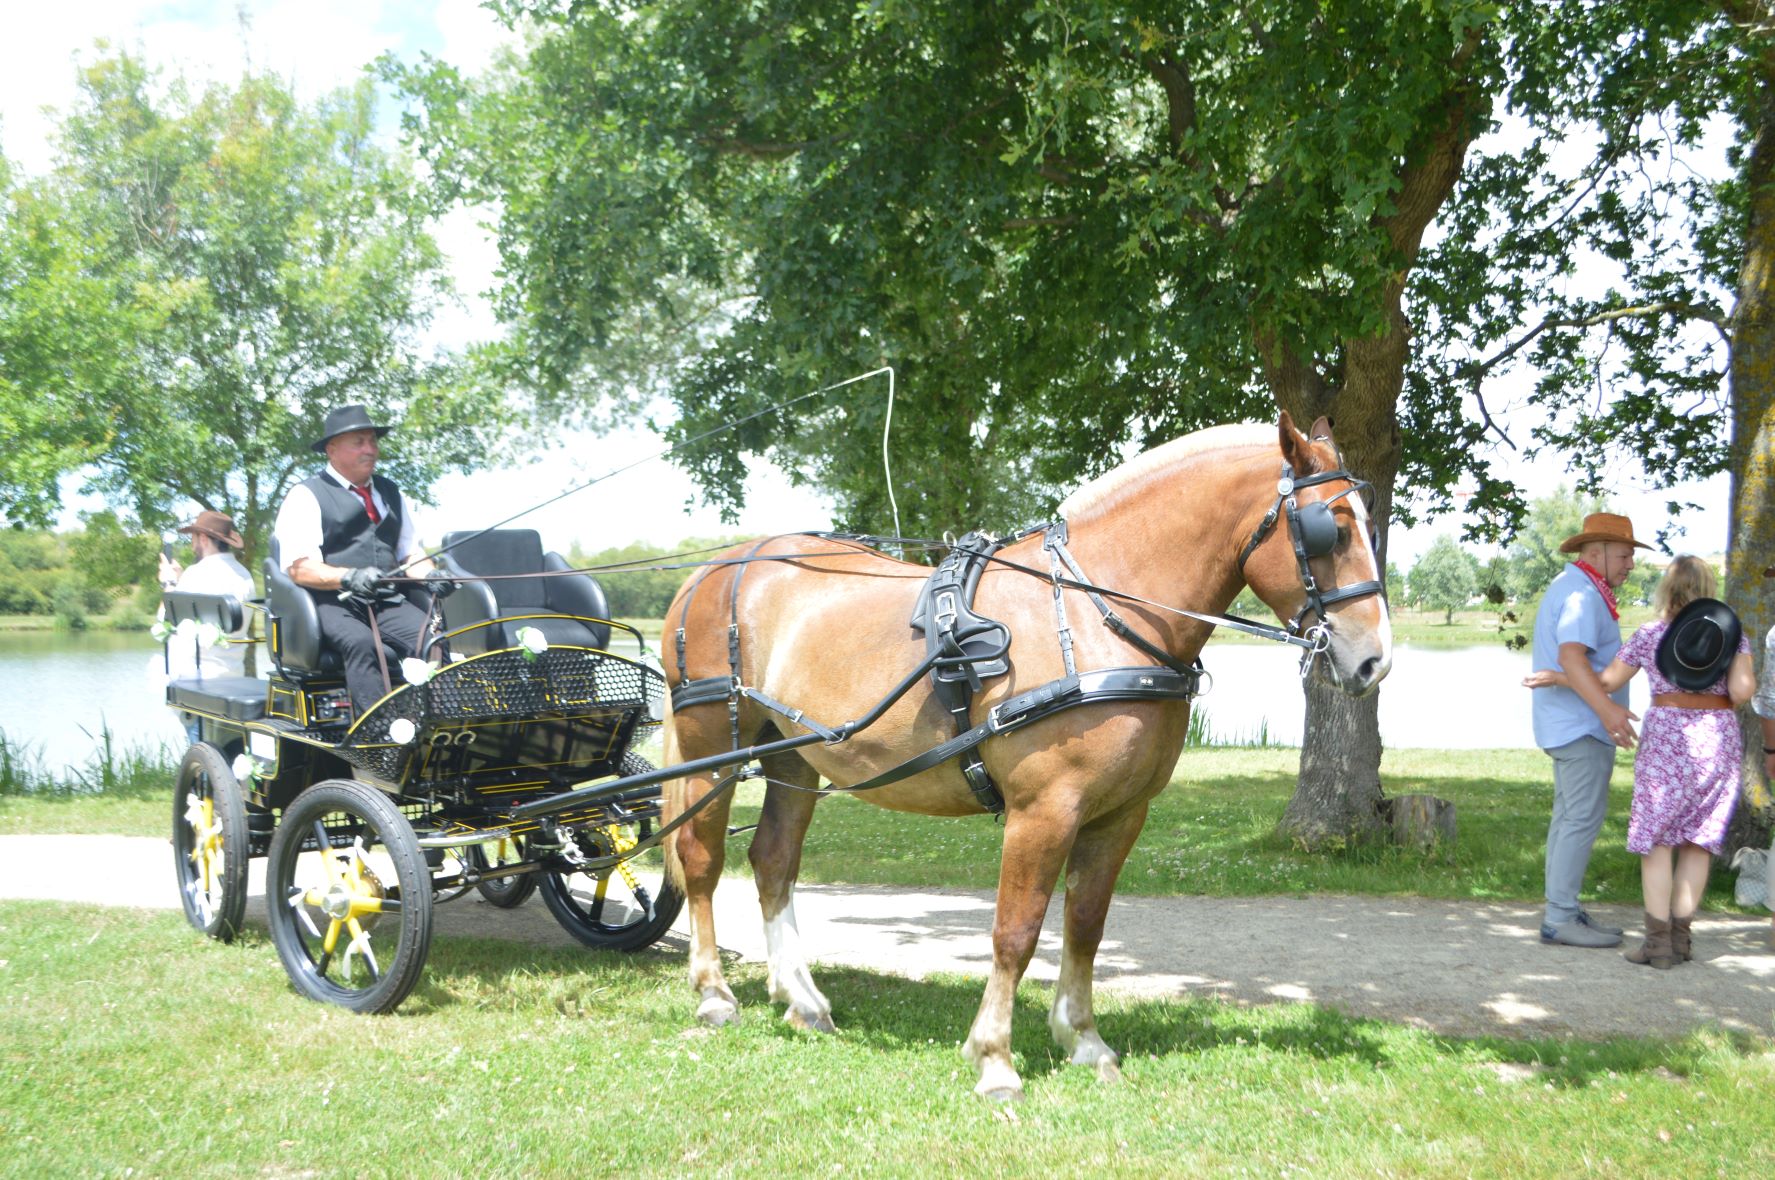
left=1, top=901, right=1770, bottom=1178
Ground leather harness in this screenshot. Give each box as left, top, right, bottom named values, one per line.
left=666, top=458, right=1383, bottom=816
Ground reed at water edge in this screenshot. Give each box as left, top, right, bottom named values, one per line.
left=0, top=721, right=175, bottom=797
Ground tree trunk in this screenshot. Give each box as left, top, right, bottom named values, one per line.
left=1266, top=44, right=1484, bottom=849
left=1726, top=53, right=1775, bottom=857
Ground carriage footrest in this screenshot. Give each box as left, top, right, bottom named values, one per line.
left=167, top=676, right=268, bottom=722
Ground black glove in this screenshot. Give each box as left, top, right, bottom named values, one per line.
left=424, top=570, right=458, bottom=599
left=339, top=566, right=383, bottom=598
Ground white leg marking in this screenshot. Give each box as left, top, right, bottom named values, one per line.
left=764, top=899, right=833, bottom=1032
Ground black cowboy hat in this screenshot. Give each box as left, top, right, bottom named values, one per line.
left=1655, top=597, right=1742, bottom=693
left=311, top=404, right=393, bottom=454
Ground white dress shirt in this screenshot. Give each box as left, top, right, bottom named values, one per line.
left=272, top=462, right=417, bottom=573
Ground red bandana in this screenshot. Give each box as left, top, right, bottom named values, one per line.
left=1572, top=560, right=1619, bottom=621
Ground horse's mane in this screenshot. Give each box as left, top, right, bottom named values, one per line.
left=1058, top=422, right=1274, bottom=521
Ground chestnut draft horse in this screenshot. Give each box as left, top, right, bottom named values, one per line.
left=661, top=412, right=1393, bottom=1100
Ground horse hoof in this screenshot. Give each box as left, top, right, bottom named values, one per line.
left=1094, top=1057, right=1123, bottom=1084
left=975, top=1083, right=1025, bottom=1103
left=785, top=1008, right=836, bottom=1034
left=696, top=996, right=740, bottom=1027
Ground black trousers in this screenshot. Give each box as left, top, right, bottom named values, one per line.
left=315, top=595, right=435, bottom=716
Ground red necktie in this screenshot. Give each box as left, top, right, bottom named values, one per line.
left=352, top=484, right=380, bottom=524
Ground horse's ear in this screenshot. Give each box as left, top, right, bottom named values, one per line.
left=1309, top=415, right=1334, bottom=441
left=1277, top=411, right=1319, bottom=474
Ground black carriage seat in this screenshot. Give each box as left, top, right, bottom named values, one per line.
left=160, top=589, right=267, bottom=721
left=435, top=529, right=612, bottom=657
left=263, top=538, right=343, bottom=677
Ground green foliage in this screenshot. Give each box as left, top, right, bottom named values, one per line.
left=0, top=526, right=135, bottom=620
left=65, top=510, right=154, bottom=592
left=1502, top=486, right=1609, bottom=601
left=388, top=1, right=1501, bottom=536
left=567, top=536, right=747, bottom=619
left=1404, top=1, right=1740, bottom=542
left=0, top=54, right=512, bottom=560
left=1407, top=536, right=1481, bottom=623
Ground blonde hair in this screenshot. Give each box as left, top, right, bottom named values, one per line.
left=1653, top=555, right=1715, bottom=618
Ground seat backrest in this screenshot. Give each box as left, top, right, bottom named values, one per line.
left=440, top=530, right=548, bottom=607
left=437, top=529, right=611, bottom=651
left=264, top=537, right=331, bottom=673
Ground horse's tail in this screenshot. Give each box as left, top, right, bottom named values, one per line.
left=659, top=690, right=688, bottom=896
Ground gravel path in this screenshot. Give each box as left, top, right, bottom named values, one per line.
left=3, top=833, right=1771, bottom=1040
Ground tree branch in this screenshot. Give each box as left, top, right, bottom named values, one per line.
left=1458, top=300, right=1732, bottom=386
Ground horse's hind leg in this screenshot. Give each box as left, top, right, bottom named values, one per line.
left=751, top=751, right=833, bottom=1032
left=666, top=720, right=742, bottom=1027
left=1049, top=798, right=1152, bottom=1082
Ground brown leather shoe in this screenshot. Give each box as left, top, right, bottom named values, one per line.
left=1624, top=913, right=1678, bottom=969
left=1670, top=914, right=1692, bottom=962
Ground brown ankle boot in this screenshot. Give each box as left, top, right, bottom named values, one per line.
left=1624, top=913, right=1677, bottom=969
left=1670, top=915, right=1692, bottom=962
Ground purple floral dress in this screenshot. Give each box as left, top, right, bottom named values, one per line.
left=1616, top=618, right=1749, bottom=855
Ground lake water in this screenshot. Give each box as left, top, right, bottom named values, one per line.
left=0, top=631, right=1654, bottom=773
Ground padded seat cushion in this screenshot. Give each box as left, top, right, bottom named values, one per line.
left=167, top=676, right=268, bottom=721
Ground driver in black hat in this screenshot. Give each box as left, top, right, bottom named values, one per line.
left=271, top=404, right=446, bottom=717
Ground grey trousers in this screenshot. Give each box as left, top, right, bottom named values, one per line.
left=1543, top=736, right=1617, bottom=927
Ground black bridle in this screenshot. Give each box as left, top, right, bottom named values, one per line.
left=1236, top=461, right=1386, bottom=642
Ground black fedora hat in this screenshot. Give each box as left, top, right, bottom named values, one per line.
left=1655, top=597, right=1742, bottom=692
left=311, top=404, right=393, bottom=454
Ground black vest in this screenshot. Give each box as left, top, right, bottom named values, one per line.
left=303, top=473, right=405, bottom=571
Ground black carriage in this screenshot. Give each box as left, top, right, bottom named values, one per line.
left=161, top=529, right=683, bottom=1013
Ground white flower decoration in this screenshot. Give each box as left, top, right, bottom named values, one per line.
left=387, top=718, right=417, bottom=745
left=399, top=657, right=436, bottom=686
left=231, top=754, right=259, bottom=782
left=515, top=626, right=549, bottom=660
left=196, top=621, right=224, bottom=648
left=150, top=619, right=174, bottom=642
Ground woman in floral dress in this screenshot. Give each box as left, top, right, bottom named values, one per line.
left=1525, top=556, right=1753, bottom=967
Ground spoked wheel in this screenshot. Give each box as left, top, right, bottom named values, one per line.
left=538, top=756, right=684, bottom=952
left=171, top=743, right=249, bottom=941
left=266, top=780, right=432, bottom=1013
left=470, top=835, right=537, bottom=908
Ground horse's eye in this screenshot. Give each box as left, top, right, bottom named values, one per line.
left=1336, top=524, right=1351, bottom=552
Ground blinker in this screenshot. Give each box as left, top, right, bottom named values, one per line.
left=1295, top=500, right=1338, bottom=559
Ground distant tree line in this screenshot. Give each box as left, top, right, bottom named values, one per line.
left=569, top=536, right=751, bottom=620
left=0, top=512, right=161, bottom=628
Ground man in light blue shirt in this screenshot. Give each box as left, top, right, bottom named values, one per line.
left=1528, top=512, right=1648, bottom=948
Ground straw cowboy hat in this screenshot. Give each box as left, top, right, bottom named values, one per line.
left=177, top=510, right=244, bottom=550
left=1558, top=512, right=1652, bottom=553
left=1655, top=597, right=1742, bottom=693
left=311, top=403, right=394, bottom=454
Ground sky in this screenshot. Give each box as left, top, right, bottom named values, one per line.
left=0, top=2, right=1732, bottom=567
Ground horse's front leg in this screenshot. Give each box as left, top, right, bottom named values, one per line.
left=963, top=800, right=1077, bottom=1101
left=751, top=758, right=833, bottom=1032
left=1049, top=798, right=1152, bottom=1082
left=667, top=734, right=741, bottom=1027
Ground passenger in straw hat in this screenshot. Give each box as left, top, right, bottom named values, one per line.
left=1523, top=511, right=1648, bottom=949
left=1527, top=557, right=1752, bottom=967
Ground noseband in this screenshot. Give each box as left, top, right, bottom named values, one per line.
left=1236, top=461, right=1387, bottom=648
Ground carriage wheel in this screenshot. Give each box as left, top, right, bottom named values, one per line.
left=538, top=756, right=684, bottom=952
left=470, top=835, right=537, bottom=908
left=171, top=743, right=249, bottom=942
left=265, top=780, right=432, bottom=1013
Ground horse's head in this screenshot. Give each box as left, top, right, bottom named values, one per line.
left=1238, top=412, right=1393, bottom=695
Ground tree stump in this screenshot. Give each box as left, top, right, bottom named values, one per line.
left=1387, top=794, right=1456, bottom=849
